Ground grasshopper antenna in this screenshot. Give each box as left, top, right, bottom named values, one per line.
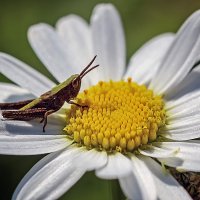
left=80, top=64, right=99, bottom=79
left=79, top=55, right=97, bottom=77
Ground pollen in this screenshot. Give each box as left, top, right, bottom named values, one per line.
left=64, top=79, right=166, bottom=153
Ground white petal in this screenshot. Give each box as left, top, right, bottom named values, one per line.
left=119, top=174, right=142, bottom=200
left=139, top=145, right=179, bottom=158
left=0, top=110, right=69, bottom=155
left=167, top=115, right=200, bottom=129
left=165, top=64, right=200, bottom=101
left=56, top=15, right=92, bottom=69
left=0, top=53, right=54, bottom=96
left=143, top=156, right=192, bottom=200
left=95, top=152, right=132, bottom=179
left=167, top=99, right=200, bottom=120
left=28, top=23, right=79, bottom=82
left=119, top=155, right=156, bottom=200
left=124, top=33, right=175, bottom=85
left=91, top=4, right=126, bottom=83
left=12, top=147, right=85, bottom=200
left=0, top=134, right=70, bottom=155
left=153, top=142, right=200, bottom=172
left=166, top=96, right=200, bottom=119
left=166, top=65, right=200, bottom=116
left=162, top=131, right=200, bottom=141
left=0, top=83, right=34, bottom=102
left=75, top=148, right=107, bottom=171
left=166, top=65, right=200, bottom=108
left=167, top=93, right=200, bottom=112
left=162, top=115, right=200, bottom=140
left=150, top=10, right=200, bottom=95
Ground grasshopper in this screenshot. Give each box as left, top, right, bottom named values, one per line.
left=0, top=56, right=99, bottom=132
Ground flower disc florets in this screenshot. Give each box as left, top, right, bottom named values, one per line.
left=64, top=78, right=166, bottom=153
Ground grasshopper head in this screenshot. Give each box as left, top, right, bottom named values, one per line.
left=71, top=76, right=81, bottom=97
left=71, top=56, right=99, bottom=98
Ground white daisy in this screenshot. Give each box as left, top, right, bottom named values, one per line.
left=0, top=3, right=200, bottom=200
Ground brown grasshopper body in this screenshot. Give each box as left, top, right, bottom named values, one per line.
left=0, top=56, right=99, bottom=132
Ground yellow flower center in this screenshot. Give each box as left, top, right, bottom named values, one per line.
left=64, top=78, right=166, bottom=153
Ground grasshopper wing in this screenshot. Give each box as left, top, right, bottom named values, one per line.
left=19, top=74, right=78, bottom=111
left=19, top=97, right=43, bottom=111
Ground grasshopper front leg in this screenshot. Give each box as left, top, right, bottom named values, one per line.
left=68, top=100, right=88, bottom=108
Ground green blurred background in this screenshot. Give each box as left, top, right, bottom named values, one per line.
left=0, top=0, right=200, bottom=199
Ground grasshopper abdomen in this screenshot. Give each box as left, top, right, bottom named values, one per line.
left=0, top=99, right=34, bottom=110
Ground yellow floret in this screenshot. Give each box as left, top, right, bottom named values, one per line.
left=64, top=79, right=166, bottom=153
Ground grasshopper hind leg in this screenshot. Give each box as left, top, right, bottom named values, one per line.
left=1, top=107, right=59, bottom=132
left=2, top=108, right=47, bottom=120
left=40, top=109, right=57, bottom=132
left=1, top=108, right=47, bottom=131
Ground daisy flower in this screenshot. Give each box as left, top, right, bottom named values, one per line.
left=0, top=3, right=200, bottom=200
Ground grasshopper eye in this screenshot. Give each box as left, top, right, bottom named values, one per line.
left=72, top=79, right=79, bottom=88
